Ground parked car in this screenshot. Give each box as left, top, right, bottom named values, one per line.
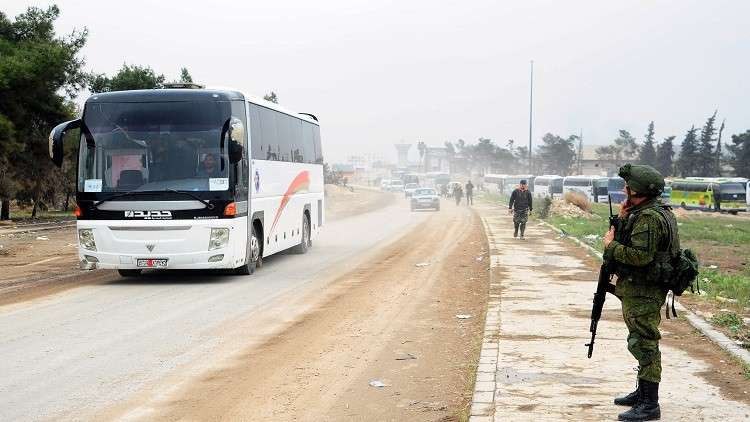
left=404, top=183, right=420, bottom=197
left=411, top=188, right=440, bottom=211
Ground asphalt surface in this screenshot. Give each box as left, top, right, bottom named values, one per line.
left=0, top=202, right=426, bottom=421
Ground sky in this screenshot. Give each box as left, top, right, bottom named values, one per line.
left=5, top=0, right=750, bottom=163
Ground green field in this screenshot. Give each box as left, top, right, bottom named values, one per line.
left=544, top=202, right=750, bottom=308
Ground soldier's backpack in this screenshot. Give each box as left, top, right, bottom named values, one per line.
left=650, top=205, right=700, bottom=317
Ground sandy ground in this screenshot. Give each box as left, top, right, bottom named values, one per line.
left=0, top=186, right=393, bottom=305
left=105, top=202, right=488, bottom=422
left=474, top=197, right=750, bottom=420
left=325, top=184, right=396, bottom=220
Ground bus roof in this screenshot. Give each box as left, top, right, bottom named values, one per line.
left=86, top=88, right=320, bottom=126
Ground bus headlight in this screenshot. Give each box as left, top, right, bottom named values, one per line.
left=209, top=228, right=230, bottom=250
left=78, top=229, right=97, bottom=251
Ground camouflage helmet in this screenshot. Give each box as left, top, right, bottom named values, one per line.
left=618, top=164, right=665, bottom=196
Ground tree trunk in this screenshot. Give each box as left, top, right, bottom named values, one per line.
left=0, top=199, right=9, bottom=220
left=64, top=192, right=70, bottom=212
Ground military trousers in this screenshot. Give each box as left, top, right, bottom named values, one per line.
left=621, top=296, right=663, bottom=383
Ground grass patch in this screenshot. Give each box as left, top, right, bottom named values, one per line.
left=5, top=209, right=74, bottom=221
left=698, top=269, right=750, bottom=309
left=542, top=202, right=750, bottom=306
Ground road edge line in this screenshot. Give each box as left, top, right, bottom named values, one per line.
left=538, top=219, right=750, bottom=366
left=467, top=213, right=501, bottom=421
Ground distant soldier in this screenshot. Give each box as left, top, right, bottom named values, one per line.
left=603, top=164, right=679, bottom=421
left=454, top=184, right=463, bottom=205
left=465, top=180, right=474, bottom=205
left=508, top=180, right=533, bottom=239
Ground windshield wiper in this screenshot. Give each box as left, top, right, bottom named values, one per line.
left=93, top=190, right=156, bottom=208
left=166, top=189, right=215, bottom=210
left=93, top=189, right=214, bottom=210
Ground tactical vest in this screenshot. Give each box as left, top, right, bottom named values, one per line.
left=615, top=203, right=680, bottom=284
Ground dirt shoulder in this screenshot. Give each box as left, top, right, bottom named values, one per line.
left=127, top=204, right=488, bottom=421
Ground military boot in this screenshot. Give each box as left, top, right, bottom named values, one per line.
left=614, top=378, right=640, bottom=406
left=618, top=379, right=660, bottom=421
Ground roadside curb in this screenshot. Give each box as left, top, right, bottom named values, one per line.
left=468, top=215, right=502, bottom=421
left=538, top=220, right=750, bottom=366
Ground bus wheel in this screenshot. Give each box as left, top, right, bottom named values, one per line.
left=680, top=202, right=686, bottom=208
left=118, top=269, right=142, bottom=277
left=293, top=214, right=311, bottom=254
left=236, top=225, right=260, bottom=275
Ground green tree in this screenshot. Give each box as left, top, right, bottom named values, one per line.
left=716, top=119, right=725, bottom=176
left=727, top=130, right=750, bottom=177
left=615, top=129, right=638, bottom=161
left=263, top=91, right=278, bottom=104
left=639, top=121, right=657, bottom=166
left=536, top=133, right=577, bottom=176
left=696, top=111, right=718, bottom=176
left=0, top=5, right=88, bottom=219
left=677, top=126, right=699, bottom=177
left=655, top=136, right=675, bottom=176
left=89, top=63, right=165, bottom=92
left=179, top=67, right=193, bottom=83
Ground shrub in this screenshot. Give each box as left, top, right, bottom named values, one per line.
left=564, top=191, right=591, bottom=213
left=535, top=196, right=552, bottom=219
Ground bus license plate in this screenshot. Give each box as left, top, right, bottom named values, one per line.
left=137, top=258, right=168, bottom=268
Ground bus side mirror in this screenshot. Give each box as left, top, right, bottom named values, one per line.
left=228, top=117, right=245, bottom=164
left=228, top=140, right=244, bottom=164
left=48, top=119, right=81, bottom=167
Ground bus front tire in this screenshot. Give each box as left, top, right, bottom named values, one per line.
left=118, top=269, right=142, bottom=278
left=292, top=214, right=311, bottom=254
left=236, top=226, right=261, bottom=275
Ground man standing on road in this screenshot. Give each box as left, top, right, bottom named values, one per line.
left=602, top=164, right=678, bottom=422
left=508, top=180, right=533, bottom=239
left=465, top=180, right=474, bottom=206
left=454, top=183, right=463, bottom=206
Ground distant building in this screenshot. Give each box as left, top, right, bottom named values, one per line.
left=422, top=146, right=450, bottom=173
left=577, top=145, right=625, bottom=176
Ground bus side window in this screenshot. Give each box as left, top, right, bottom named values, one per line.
left=248, top=103, right=263, bottom=160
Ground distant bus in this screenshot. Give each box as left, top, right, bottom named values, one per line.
left=670, top=178, right=747, bottom=213
left=533, top=175, right=563, bottom=199
left=501, top=175, right=535, bottom=196
left=608, top=177, right=626, bottom=204
left=563, top=176, right=609, bottom=203
left=482, top=174, right=506, bottom=193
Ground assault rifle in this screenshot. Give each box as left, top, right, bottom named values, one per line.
left=586, top=195, right=619, bottom=358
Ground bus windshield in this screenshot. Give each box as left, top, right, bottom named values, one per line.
left=608, top=177, right=625, bottom=191
left=78, top=101, right=243, bottom=193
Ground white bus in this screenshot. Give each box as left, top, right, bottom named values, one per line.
left=49, top=87, right=324, bottom=277
left=533, top=175, right=563, bottom=199
left=562, top=176, right=609, bottom=203
left=482, top=174, right=506, bottom=193
left=501, top=175, right=535, bottom=196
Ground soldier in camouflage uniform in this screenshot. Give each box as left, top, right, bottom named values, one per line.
left=602, top=164, right=679, bottom=421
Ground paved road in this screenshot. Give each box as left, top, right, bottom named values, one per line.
left=0, top=201, right=426, bottom=421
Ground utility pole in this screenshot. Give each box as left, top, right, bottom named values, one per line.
left=578, top=129, right=584, bottom=175
left=528, top=60, right=534, bottom=174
